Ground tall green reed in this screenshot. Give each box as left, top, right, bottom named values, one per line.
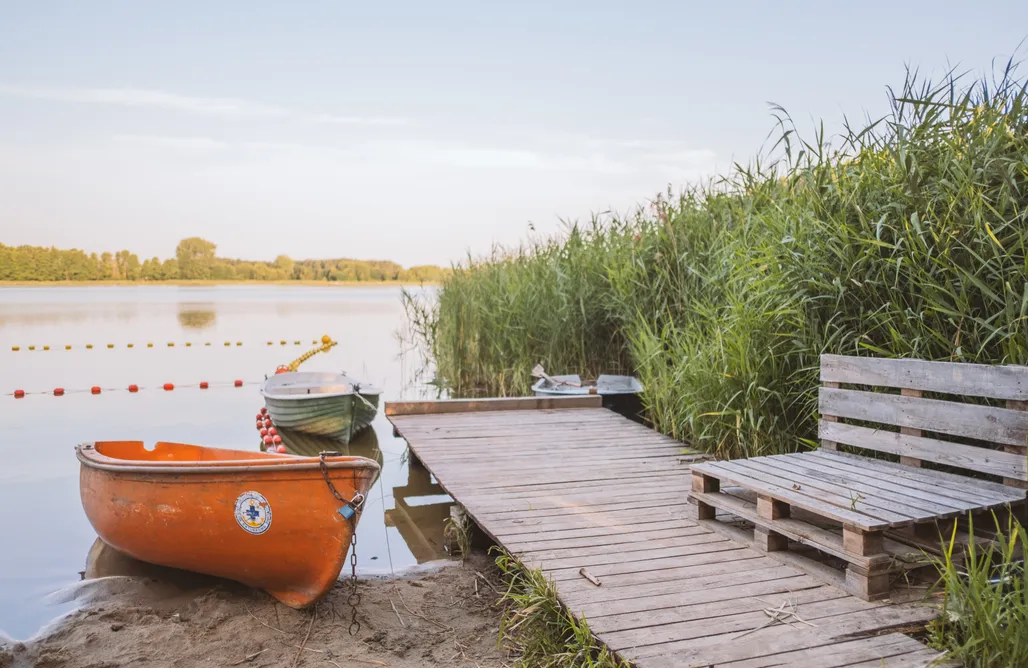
left=928, top=515, right=1028, bottom=667
left=406, top=62, right=1028, bottom=459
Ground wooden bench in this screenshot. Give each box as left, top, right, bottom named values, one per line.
left=689, top=354, right=1028, bottom=600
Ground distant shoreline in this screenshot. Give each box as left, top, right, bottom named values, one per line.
left=0, top=280, right=440, bottom=287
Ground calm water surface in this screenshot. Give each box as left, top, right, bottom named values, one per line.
left=0, top=285, right=451, bottom=640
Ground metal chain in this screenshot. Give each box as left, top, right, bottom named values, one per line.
left=347, top=532, right=361, bottom=635
left=319, top=452, right=363, bottom=635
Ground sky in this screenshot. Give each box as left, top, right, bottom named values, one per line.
left=1, top=1, right=1027, bottom=267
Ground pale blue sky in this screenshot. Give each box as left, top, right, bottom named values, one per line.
left=1, top=1, right=1026, bottom=266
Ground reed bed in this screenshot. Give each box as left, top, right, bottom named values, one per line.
left=406, top=63, right=1028, bottom=460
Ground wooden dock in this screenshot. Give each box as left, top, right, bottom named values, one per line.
left=386, top=397, right=949, bottom=667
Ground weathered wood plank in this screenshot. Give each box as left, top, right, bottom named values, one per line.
left=731, top=458, right=933, bottom=521
left=819, top=386, right=1028, bottom=447
left=777, top=453, right=982, bottom=511
left=720, top=634, right=933, bottom=668
left=692, top=461, right=899, bottom=529
left=819, top=420, right=1028, bottom=481
left=811, top=449, right=1023, bottom=501
left=384, top=395, right=603, bottom=416
left=821, top=354, right=1028, bottom=400
left=625, top=606, right=940, bottom=664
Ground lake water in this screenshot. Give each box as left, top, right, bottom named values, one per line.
left=0, top=285, right=452, bottom=640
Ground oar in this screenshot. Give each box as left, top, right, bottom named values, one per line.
left=531, top=364, right=580, bottom=387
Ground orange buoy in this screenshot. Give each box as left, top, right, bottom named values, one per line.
left=86, top=344, right=94, bottom=349
left=54, top=388, right=65, bottom=396
left=236, top=342, right=242, bottom=346
left=224, top=342, right=231, bottom=347
left=14, top=389, right=25, bottom=398
left=43, top=345, right=50, bottom=351
left=163, top=383, right=174, bottom=391
left=185, top=342, right=192, bottom=347
left=107, top=344, right=114, bottom=349
left=91, top=386, right=102, bottom=395
left=128, top=384, right=139, bottom=392
left=168, top=342, right=175, bottom=347
left=127, top=343, right=134, bottom=348
left=199, top=381, right=209, bottom=389
left=28, top=345, right=35, bottom=351
left=65, top=345, right=72, bottom=350
left=11, top=346, right=19, bottom=351
left=275, top=365, right=291, bottom=375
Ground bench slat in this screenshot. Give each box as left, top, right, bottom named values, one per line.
left=761, top=454, right=969, bottom=516
left=819, top=420, right=1028, bottom=481
left=691, top=461, right=891, bottom=530
left=821, top=355, right=1028, bottom=400
left=819, top=387, right=1028, bottom=448
left=777, top=453, right=982, bottom=512
left=729, top=458, right=930, bottom=522
left=809, top=450, right=1025, bottom=503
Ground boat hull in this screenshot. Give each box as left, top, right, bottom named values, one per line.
left=263, top=392, right=380, bottom=443
left=77, top=441, right=379, bottom=608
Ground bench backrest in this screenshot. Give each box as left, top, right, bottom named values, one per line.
left=819, top=354, right=1028, bottom=486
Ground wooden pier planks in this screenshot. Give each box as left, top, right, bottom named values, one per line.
left=387, top=399, right=950, bottom=667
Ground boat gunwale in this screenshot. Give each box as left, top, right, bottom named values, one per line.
left=261, top=387, right=382, bottom=401
left=76, top=443, right=382, bottom=475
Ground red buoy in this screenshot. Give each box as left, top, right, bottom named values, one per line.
left=276, top=444, right=287, bottom=453
left=234, top=379, right=243, bottom=387
left=275, top=365, right=291, bottom=375
left=260, top=428, right=268, bottom=437
left=54, top=388, right=65, bottom=396
left=128, top=384, right=139, bottom=393
left=260, top=407, right=268, bottom=415
left=199, top=381, right=209, bottom=389
left=272, top=435, right=282, bottom=445
left=268, top=427, right=278, bottom=436
left=14, top=389, right=25, bottom=398
left=91, top=386, right=101, bottom=395
left=262, top=435, right=273, bottom=446
left=263, top=419, right=272, bottom=428
left=163, top=383, right=174, bottom=391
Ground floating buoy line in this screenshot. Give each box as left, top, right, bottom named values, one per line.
left=9, top=339, right=323, bottom=352
left=9, top=335, right=338, bottom=399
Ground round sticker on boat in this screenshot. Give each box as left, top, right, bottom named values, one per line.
left=234, top=491, right=272, bottom=535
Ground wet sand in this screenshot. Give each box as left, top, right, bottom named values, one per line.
left=1, top=543, right=510, bottom=668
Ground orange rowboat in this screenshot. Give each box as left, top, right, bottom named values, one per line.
left=76, top=441, right=380, bottom=608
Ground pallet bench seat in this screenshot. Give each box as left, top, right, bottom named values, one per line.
left=689, top=354, right=1028, bottom=600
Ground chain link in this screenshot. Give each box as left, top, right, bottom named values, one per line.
left=319, top=452, right=363, bottom=635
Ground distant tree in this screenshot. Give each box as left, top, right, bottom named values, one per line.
left=176, top=237, right=217, bottom=279
left=161, top=258, right=179, bottom=279
left=273, top=255, right=294, bottom=278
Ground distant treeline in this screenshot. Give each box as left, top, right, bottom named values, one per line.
left=0, top=238, right=448, bottom=283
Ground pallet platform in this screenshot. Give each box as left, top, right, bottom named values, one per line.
left=386, top=397, right=952, bottom=667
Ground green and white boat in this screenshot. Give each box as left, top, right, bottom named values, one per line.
left=261, top=371, right=380, bottom=444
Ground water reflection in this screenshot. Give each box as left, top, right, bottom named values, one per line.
left=274, top=427, right=384, bottom=487
left=385, top=457, right=452, bottom=563
left=176, top=306, right=217, bottom=329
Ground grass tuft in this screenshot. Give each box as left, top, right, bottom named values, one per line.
left=494, top=550, right=628, bottom=668
left=928, top=515, right=1028, bottom=667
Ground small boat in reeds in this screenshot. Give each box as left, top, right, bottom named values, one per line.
left=530, top=366, right=645, bottom=422
left=262, top=371, right=380, bottom=444
left=76, top=440, right=380, bottom=608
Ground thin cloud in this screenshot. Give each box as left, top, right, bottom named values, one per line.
left=0, top=84, right=412, bottom=126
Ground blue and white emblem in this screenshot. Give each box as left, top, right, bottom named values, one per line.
left=234, top=491, right=272, bottom=535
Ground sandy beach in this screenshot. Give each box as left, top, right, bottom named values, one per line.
left=1, top=543, right=510, bottom=668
